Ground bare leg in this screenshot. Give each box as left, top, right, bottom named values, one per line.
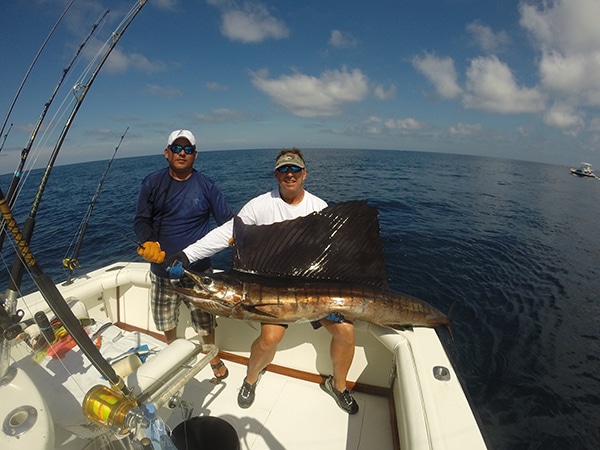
left=164, top=328, right=226, bottom=377
left=164, top=328, right=177, bottom=344
left=321, top=320, right=355, bottom=392
left=202, top=330, right=227, bottom=377
left=245, top=324, right=286, bottom=384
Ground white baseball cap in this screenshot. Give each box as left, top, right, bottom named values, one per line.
left=167, top=129, right=196, bottom=147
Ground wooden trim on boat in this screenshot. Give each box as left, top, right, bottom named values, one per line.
left=389, top=387, right=401, bottom=450
left=218, top=350, right=392, bottom=397
left=116, top=285, right=121, bottom=323
left=116, top=321, right=167, bottom=342
left=114, top=323, right=392, bottom=395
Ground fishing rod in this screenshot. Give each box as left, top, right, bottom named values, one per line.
left=0, top=0, right=147, bottom=396
left=0, top=186, right=128, bottom=392
left=0, top=123, right=13, bottom=154
left=3, top=0, right=147, bottom=299
left=120, top=232, right=145, bottom=250
left=0, top=0, right=76, bottom=153
left=63, top=127, right=129, bottom=285
left=0, top=9, right=110, bottom=253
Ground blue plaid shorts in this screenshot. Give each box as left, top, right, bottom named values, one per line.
left=150, top=272, right=216, bottom=335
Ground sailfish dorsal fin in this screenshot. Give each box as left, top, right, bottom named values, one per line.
left=232, top=200, right=388, bottom=287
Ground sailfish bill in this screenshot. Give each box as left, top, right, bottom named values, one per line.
left=172, top=201, right=449, bottom=329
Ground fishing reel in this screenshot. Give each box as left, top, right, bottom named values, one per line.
left=0, top=308, right=26, bottom=342
left=62, top=257, right=80, bottom=271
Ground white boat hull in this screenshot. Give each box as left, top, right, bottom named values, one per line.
left=1, top=262, right=488, bottom=449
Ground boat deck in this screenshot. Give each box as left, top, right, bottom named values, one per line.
left=171, top=357, right=394, bottom=450
left=8, top=317, right=395, bottom=450
left=5, top=263, right=488, bottom=450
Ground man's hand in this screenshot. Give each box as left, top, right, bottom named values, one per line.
left=166, top=261, right=185, bottom=279
left=162, top=251, right=190, bottom=280
left=137, top=241, right=165, bottom=264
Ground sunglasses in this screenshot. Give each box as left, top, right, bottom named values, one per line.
left=168, top=144, right=196, bottom=155
left=276, top=165, right=303, bottom=173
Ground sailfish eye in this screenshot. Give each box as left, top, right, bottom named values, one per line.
left=200, top=276, right=218, bottom=293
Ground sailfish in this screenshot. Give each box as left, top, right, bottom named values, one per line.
left=173, top=200, right=449, bottom=329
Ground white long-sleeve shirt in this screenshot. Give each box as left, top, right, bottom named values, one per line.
left=183, top=188, right=327, bottom=263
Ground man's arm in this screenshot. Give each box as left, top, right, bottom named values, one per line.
left=182, top=218, right=234, bottom=263
left=133, top=181, right=157, bottom=243
left=181, top=193, right=261, bottom=264
left=133, top=177, right=166, bottom=263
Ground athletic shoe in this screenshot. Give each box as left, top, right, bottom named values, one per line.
left=320, top=375, right=359, bottom=414
left=238, top=377, right=258, bottom=408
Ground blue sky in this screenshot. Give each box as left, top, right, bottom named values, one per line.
left=1, top=0, right=600, bottom=174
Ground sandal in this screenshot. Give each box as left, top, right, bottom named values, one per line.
left=210, top=360, right=229, bottom=384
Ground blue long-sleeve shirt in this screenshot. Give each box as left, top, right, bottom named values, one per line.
left=134, top=167, right=233, bottom=277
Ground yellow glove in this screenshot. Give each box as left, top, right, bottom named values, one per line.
left=137, top=241, right=165, bottom=264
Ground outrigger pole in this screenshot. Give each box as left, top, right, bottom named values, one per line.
left=0, top=0, right=147, bottom=394
left=0, top=0, right=76, bottom=153
left=63, top=127, right=129, bottom=285
left=0, top=9, right=110, bottom=253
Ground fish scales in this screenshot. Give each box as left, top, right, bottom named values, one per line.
left=175, top=271, right=449, bottom=329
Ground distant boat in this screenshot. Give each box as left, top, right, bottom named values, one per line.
left=570, top=162, right=596, bottom=178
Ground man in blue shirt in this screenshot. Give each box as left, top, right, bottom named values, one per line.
left=134, top=129, right=233, bottom=383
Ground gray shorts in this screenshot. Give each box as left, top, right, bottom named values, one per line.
left=150, top=272, right=216, bottom=336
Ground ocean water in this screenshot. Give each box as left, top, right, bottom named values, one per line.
left=1, top=148, right=599, bottom=449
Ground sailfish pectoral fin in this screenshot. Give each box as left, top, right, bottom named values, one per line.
left=238, top=302, right=282, bottom=319
left=239, top=303, right=280, bottom=318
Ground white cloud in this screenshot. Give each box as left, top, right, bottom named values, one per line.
left=410, top=0, right=600, bottom=135
left=517, top=125, right=532, bottom=136
left=374, top=83, right=396, bottom=100
left=104, top=48, right=166, bottom=74
left=205, top=82, right=229, bottom=92
left=538, top=50, right=586, bottom=94
left=520, top=0, right=600, bottom=54
left=448, top=123, right=483, bottom=136
left=588, top=117, right=600, bottom=132
left=210, top=1, right=289, bottom=43
left=412, top=52, right=545, bottom=115
left=194, top=108, right=248, bottom=123
left=329, top=30, right=359, bottom=49
left=80, top=35, right=165, bottom=74
left=466, top=20, right=511, bottom=54
left=152, top=0, right=178, bottom=10
left=412, top=53, right=462, bottom=99
left=145, top=84, right=182, bottom=98
left=520, top=0, right=600, bottom=120
left=343, top=116, right=428, bottom=137
left=355, top=116, right=385, bottom=135
left=463, top=55, right=545, bottom=114
left=538, top=46, right=600, bottom=107
left=543, top=102, right=584, bottom=132
left=384, top=117, right=426, bottom=131
left=250, top=67, right=369, bottom=118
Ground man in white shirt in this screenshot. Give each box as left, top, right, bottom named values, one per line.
left=172, top=148, right=358, bottom=414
